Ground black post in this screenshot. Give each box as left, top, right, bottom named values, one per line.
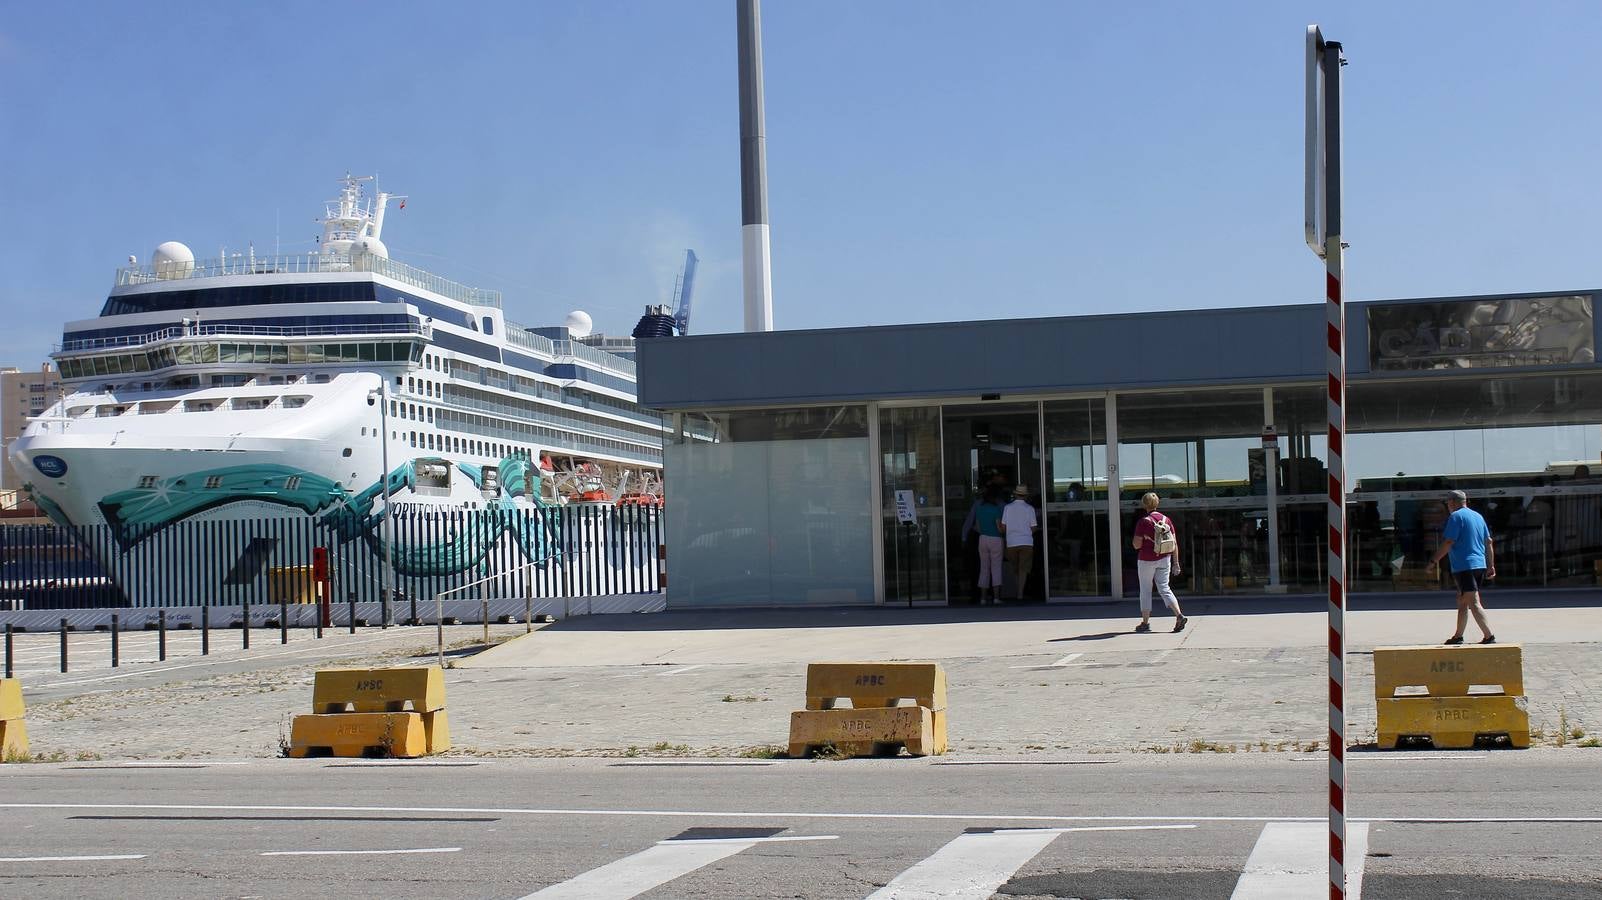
left=59, top=617, right=68, bottom=673
left=111, top=614, right=120, bottom=667
left=201, top=605, right=210, bottom=656
left=242, top=594, right=251, bottom=649
left=279, top=594, right=288, bottom=645
left=3, top=623, right=11, bottom=679
left=158, top=609, right=167, bottom=661
left=347, top=591, right=356, bottom=635
left=409, top=591, right=418, bottom=628
left=381, top=587, right=390, bottom=630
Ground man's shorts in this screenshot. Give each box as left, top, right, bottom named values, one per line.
left=1454, top=568, right=1487, bottom=594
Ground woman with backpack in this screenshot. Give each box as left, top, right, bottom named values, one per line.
left=1132, top=492, right=1188, bottom=633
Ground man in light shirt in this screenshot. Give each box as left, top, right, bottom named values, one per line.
left=999, top=484, right=1039, bottom=602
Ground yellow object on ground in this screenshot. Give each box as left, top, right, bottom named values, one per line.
left=1376, top=696, right=1531, bottom=749
left=290, top=665, right=450, bottom=758
left=787, top=662, right=948, bottom=757
left=1, top=678, right=26, bottom=760
left=267, top=566, right=318, bottom=605
left=0, top=679, right=24, bottom=721
left=788, top=706, right=937, bottom=758
left=1373, top=644, right=1529, bottom=749
left=313, top=666, right=446, bottom=713
left=288, top=712, right=430, bottom=758
left=1373, top=644, right=1524, bottom=698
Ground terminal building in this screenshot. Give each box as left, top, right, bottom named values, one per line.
left=637, top=290, right=1601, bottom=607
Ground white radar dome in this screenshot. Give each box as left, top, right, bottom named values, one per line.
left=151, top=241, right=195, bottom=280
left=348, top=236, right=389, bottom=271
left=564, top=309, right=594, bottom=338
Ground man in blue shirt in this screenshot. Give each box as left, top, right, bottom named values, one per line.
left=1427, top=490, right=1497, bottom=645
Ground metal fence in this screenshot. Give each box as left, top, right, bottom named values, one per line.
left=0, top=505, right=662, bottom=612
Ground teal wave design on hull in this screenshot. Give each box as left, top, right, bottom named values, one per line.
left=92, top=457, right=559, bottom=576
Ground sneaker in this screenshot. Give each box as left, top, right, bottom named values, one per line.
left=1480, top=634, right=1497, bottom=644
left=1134, top=622, right=1152, bottom=633
left=1173, top=615, right=1188, bottom=633
left=1443, top=635, right=1465, bottom=645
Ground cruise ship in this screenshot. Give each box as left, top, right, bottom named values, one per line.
left=8, top=175, right=671, bottom=605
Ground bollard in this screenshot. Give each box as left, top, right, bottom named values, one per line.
left=347, top=592, right=357, bottom=635
left=280, top=596, right=289, bottom=645
left=482, top=596, right=489, bottom=646
left=409, top=592, right=419, bottom=628
left=111, top=614, right=120, bottom=668
left=315, top=600, right=323, bottom=640
left=5, top=623, right=13, bottom=679
left=243, top=596, right=251, bottom=650
left=158, top=610, right=167, bottom=661
left=381, top=589, right=390, bottom=630
left=59, top=618, right=68, bottom=673
left=525, top=594, right=532, bottom=634
left=201, top=605, right=210, bottom=656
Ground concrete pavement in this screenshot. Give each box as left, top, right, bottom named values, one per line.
left=1, top=755, right=1599, bottom=898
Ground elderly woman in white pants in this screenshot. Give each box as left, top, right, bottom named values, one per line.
left=1130, top=492, right=1188, bottom=633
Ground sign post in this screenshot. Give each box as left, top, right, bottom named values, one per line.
left=1306, top=24, right=1349, bottom=900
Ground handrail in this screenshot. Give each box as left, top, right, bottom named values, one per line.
left=432, top=554, right=563, bottom=665
left=58, top=321, right=429, bottom=353
left=114, top=252, right=503, bottom=309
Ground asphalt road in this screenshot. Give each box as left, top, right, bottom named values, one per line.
left=2, top=753, right=1598, bottom=899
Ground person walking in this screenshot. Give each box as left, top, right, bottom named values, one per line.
left=1131, top=492, right=1187, bottom=633
left=999, top=484, right=1038, bottom=602
left=1427, top=489, right=1496, bottom=644
left=967, top=484, right=1007, bottom=604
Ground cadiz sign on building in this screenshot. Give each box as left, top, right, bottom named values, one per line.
left=1368, top=295, right=1593, bottom=371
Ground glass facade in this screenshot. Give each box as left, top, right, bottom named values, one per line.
left=666, top=406, right=874, bottom=606
left=663, top=371, right=1602, bottom=607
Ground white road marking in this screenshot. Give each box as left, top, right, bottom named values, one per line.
left=1008, top=652, right=1084, bottom=670
left=657, top=664, right=706, bottom=677
left=518, top=834, right=834, bottom=899
left=867, top=829, right=1058, bottom=899
left=261, top=847, right=461, bottom=856
left=0, top=802, right=1597, bottom=826
left=1231, top=821, right=1369, bottom=900
left=0, top=854, right=146, bottom=862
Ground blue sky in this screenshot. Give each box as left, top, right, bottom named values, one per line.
left=2, top=1, right=1599, bottom=366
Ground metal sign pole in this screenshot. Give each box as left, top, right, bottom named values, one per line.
left=1306, top=24, right=1349, bottom=900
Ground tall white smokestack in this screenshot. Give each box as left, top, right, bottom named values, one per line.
left=737, top=0, right=774, bottom=332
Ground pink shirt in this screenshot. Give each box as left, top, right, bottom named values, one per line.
left=1134, top=511, right=1176, bottom=562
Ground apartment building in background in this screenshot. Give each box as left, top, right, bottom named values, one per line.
left=2, top=363, right=60, bottom=494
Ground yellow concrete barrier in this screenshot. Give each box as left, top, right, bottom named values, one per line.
left=288, top=712, right=431, bottom=759
left=1373, top=644, right=1523, bottom=698
left=313, top=666, right=446, bottom=713
left=787, top=707, right=936, bottom=758
left=290, top=665, right=449, bottom=758
left=1376, top=696, right=1530, bottom=749
left=0, top=678, right=26, bottom=760
left=787, top=662, right=948, bottom=757
left=1373, top=644, right=1529, bottom=749
left=804, top=662, right=948, bottom=712
left=0, top=678, right=24, bottom=721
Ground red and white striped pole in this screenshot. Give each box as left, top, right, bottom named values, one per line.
left=1307, top=25, right=1347, bottom=899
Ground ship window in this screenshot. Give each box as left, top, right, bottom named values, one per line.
left=375, top=342, right=392, bottom=363
left=410, top=431, right=416, bottom=447
left=285, top=475, right=301, bottom=490
left=342, top=447, right=352, bottom=457
left=359, top=343, right=376, bottom=362
left=407, top=377, right=415, bottom=393
left=272, top=345, right=288, bottom=365
left=289, top=345, right=308, bottom=364
left=312, top=373, right=331, bottom=384
left=482, top=317, right=494, bottom=336
left=204, top=475, right=223, bottom=489
left=284, top=396, right=308, bottom=409
left=138, top=475, right=158, bottom=489
left=306, top=344, right=324, bottom=363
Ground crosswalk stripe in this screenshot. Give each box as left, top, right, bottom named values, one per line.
left=1230, top=820, right=1369, bottom=899
left=865, top=829, right=1060, bottom=900
left=518, top=834, right=836, bottom=899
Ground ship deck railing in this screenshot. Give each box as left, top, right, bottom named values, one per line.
left=114, top=252, right=502, bottom=309
left=550, top=339, right=637, bottom=378
left=57, top=321, right=432, bottom=354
